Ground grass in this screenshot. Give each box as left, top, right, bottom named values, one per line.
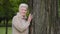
left=0, top=27, right=12, bottom=34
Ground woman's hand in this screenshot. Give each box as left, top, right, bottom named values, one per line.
left=27, top=14, right=33, bottom=22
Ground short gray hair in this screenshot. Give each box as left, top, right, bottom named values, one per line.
left=19, top=3, right=28, bottom=12
left=19, top=3, right=28, bottom=9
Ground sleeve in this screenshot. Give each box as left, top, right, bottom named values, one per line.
left=12, top=16, right=30, bottom=32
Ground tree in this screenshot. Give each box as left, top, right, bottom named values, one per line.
left=28, top=0, right=58, bottom=34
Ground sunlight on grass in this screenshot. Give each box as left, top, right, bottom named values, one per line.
left=0, top=27, right=12, bottom=34
left=0, top=27, right=5, bottom=34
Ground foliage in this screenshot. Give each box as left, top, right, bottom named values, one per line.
left=0, top=0, right=28, bottom=19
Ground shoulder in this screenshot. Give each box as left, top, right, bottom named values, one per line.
left=12, top=15, right=18, bottom=21
left=12, top=15, right=18, bottom=24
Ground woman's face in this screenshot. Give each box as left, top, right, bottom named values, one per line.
left=20, top=6, right=27, bottom=16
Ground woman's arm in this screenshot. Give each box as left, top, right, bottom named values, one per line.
left=12, top=16, right=30, bottom=32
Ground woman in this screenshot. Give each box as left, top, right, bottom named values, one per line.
left=12, top=3, right=33, bottom=34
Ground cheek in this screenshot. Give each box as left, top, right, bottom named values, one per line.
left=22, top=11, right=27, bottom=13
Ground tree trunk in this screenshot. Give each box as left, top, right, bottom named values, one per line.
left=28, top=0, right=58, bottom=34
left=32, top=0, right=48, bottom=34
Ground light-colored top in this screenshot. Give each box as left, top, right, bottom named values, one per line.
left=12, top=12, right=30, bottom=34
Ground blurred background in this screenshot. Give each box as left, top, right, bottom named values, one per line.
left=0, top=0, right=28, bottom=34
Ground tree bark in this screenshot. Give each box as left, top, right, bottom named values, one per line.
left=28, top=0, right=58, bottom=34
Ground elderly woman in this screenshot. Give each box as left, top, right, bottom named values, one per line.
left=12, top=3, right=33, bottom=34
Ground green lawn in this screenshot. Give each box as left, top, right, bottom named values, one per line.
left=0, top=27, right=12, bottom=34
